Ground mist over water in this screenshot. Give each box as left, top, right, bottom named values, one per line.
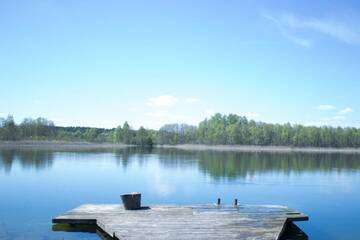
left=0, top=147, right=359, bottom=239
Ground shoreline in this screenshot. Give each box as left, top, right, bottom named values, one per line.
left=1, top=141, right=360, bottom=153
left=157, top=144, right=360, bottom=154
left=0, top=140, right=131, bottom=150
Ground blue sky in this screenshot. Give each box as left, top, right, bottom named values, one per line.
left=1, top=0, right=359, bottom=129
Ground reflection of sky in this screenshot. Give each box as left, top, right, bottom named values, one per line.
left=0, top=150, right=360, bottom=239
left=147, top=161, right=174, bottom=197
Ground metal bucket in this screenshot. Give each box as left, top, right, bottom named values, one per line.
left=121, top=192, right=141, bottom=210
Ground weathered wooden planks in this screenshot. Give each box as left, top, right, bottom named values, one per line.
left=53, top=204, right=308, bottom=240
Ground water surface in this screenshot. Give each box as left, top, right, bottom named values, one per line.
left=0, top=147, right=359, bottom=239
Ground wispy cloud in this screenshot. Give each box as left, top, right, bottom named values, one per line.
left=264, top=12, right=312, bottom=47
left=338, top=107, right=354, bottom=115
left=185, top=97, right=200, bottom=104
left=264, top=12, right=360, bottom=46
left=316, top=104, right=336, bottom=110
left=147, top=95, right=179, bottom=108
left=289, top=15, right=360, bottom=44
left=286, top=34, right=312, bottom=47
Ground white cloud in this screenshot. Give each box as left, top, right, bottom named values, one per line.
left=338, top=107, right=354, bottom=115
left=147, top=95, right=179, bottom=108
left=264, top=12, right=360, bottom=46
left=316, top=105, right=336, bottom=110
left=185, top=97, right=200, bottom=104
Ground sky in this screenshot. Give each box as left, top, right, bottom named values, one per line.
left=1, top=0, right=359, bottom=129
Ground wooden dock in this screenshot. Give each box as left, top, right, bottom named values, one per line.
left=52, top=204, right=308, bottom=240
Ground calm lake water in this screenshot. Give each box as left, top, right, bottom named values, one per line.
left=0, top=147, right=360, bottom=240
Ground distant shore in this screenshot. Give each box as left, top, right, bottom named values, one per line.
left=0, top=140, right=131, bottom=150
left=1, top=141, right=360, bottom=153
left=157, top=144, right=360, bottom=154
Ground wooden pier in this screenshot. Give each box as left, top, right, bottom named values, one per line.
left=52, top=203, right=308, bottom=240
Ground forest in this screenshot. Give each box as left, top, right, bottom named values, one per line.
left=1, top=113, right=360, bottom=148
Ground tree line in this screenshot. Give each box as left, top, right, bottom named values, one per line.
left=1, top=113, right=360, bottom=148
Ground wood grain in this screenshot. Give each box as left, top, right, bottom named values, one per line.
left=53, top=204, right=308, bottom=240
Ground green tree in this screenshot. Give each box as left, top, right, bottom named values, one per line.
left=135, top=126, right=153, bottom=146
left=122, top=121, right=133, bottom=144
left=113, top=126, right=122, bottom=143
left=84, top=128, right=98, bottom=142
left=1, top=115, right=18, bottom=140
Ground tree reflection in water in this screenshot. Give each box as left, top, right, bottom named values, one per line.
left=1, top=147, right=359, bottom=179
left=0, top=149, right=54, bottom=172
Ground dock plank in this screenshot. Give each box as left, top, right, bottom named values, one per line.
left=53, top=204, right=308, bottom=240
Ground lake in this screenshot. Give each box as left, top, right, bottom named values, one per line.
left=0, top=147, right=360, bottom=239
